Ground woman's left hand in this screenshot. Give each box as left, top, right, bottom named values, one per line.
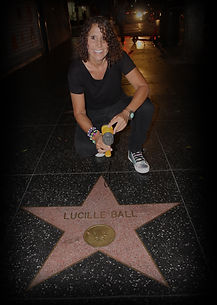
left=108, top=110, right=129, bottom=134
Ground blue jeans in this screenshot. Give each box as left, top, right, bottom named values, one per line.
left=74, top=97, right=154, bottom=158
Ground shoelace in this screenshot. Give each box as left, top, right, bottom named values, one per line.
left=132, top=151, right=145, bottom=163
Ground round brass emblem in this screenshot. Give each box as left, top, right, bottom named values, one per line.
left=83, top=224, right=116, bottom=247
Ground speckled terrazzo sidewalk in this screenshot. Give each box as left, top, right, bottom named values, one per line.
left=2, top=37, right=210, bottom=305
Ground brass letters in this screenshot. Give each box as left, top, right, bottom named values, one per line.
left=64, top=210, right=137, bottom=220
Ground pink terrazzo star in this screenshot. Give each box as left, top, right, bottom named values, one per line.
left=23, top=176, right=179, bottom=289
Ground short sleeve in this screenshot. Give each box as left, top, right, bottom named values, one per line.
left=120, top=51, right=136, bottom=75
left=68, top=60, right=84, bottom=94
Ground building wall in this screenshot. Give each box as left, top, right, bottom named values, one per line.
left=2, top=0, right=43, bottom=76
left=42, top=0, right=71, bottom=50
left=2, top=0, right=71, bottom=76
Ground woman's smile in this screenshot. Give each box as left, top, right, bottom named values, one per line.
left=94, top=50, right=103, bottom=53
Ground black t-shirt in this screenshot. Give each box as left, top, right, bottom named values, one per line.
left=68, top=51, right=136, bottom=110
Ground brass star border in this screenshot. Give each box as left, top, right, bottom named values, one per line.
left=23, top=176, right=179, bottom=289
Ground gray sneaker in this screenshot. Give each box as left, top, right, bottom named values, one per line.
left=128, top=150, right=150, bottom=174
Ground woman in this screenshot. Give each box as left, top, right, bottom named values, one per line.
left=68, top=16, right=154, bottom=174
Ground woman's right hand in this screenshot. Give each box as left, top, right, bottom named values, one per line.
left=93, top=131, right=112, bottom=154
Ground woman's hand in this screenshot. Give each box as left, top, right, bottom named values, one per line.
left=93, top=131, right=112, bottom=154
left=108, top=110, right=129, bottom=134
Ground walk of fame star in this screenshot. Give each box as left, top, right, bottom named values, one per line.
left=23, top=176, right=179, bottom=289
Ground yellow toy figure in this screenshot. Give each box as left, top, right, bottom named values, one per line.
left=101, top=125, right=114, bottom=157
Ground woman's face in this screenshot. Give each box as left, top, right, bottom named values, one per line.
left=87, top=23, right=108, bottom=63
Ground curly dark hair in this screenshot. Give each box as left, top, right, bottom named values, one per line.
left=76, top=16, right=123, bottom=67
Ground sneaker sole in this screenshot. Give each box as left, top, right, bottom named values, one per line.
left=95, top=153, right=105, bottom=158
